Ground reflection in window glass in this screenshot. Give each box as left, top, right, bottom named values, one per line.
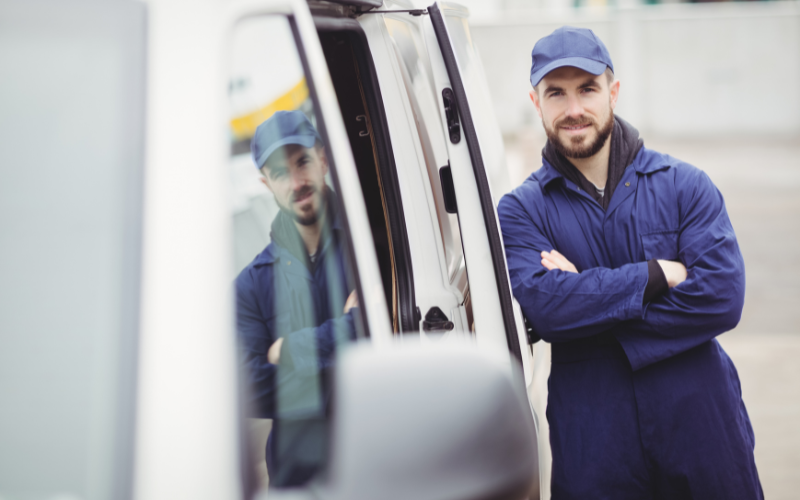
left=229, top=16, right=363, bottom=490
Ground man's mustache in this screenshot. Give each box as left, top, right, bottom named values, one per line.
left=292, top=185, right=316, bottom=202
left=556, top=116, right=595, bottom=128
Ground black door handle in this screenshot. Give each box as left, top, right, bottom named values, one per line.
left=439, top=163, right=457, bottom=214
left=441, top=88, right=461, bottom=144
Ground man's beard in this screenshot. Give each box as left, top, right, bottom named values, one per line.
left=544, top=111, right=614, bottom=159
left=278, top=185, right=326, bottom=226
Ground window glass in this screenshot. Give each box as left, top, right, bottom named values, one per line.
left=228, top=15, right=364, bottom=490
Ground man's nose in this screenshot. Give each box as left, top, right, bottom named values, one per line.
left=564, top=94, right=584, bottom=118
left=290, top=170, right=307, bottom=191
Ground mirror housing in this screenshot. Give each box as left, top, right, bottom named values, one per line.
left=268, top=340, right=539, bottom=500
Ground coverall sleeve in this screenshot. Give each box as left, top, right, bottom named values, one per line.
left=236, top=275, right=281, bottom=418
left=235, top=274, right=356, bottom=418
left=282, top=312, right=356, bottom=374
left=615, top=168, right=745, bottom=370
left=498, top=192, right=649, bottom=343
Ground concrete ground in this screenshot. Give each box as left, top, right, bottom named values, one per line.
left=505, top=131, right=800, bottom=499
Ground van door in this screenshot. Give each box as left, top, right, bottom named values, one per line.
left=422, top=3, right=528, bottom=367
left=136, top=0, right=395, bottom=496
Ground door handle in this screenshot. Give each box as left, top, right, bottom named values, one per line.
left=439, top=163, right=457, bottom=214
left=441, top=88, right=461, bottom=144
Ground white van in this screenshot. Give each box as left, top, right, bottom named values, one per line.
left=0, top=0, right=548, bottom=499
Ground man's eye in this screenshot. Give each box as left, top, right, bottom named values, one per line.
left=271, top=171, right=287, bottom=180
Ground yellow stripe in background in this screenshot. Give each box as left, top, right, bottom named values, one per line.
left=230, top=78, right=309, bottom=140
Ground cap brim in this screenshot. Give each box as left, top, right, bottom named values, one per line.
left=255, top=134, right=318, bottom=169
left=530, top=57, right=608, bottom=87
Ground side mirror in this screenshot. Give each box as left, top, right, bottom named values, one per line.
left=269, top=341, right=539, bottom=500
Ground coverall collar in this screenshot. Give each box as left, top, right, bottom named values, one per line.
left=536, top=146, right=672, bottom=189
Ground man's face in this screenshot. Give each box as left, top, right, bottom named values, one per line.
left=530, top=66, right=619, bottom=159
left=261, top=144, right=329, bottom=226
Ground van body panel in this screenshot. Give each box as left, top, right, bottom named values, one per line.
left=359, top=11, right=468, bottom=333
left=137, top=0, right=392, bottom=499
left=421, top=4, right=515, bottom=359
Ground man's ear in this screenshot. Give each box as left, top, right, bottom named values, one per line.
left=529, top=89, right=543, bottom=119
left=259, top=174, right=273, bottom=192
left=609, top=79, right=620, bottom=111
left=318, top=147, right=329, bottom=177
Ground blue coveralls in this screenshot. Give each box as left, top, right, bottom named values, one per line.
left=497, top=147, right=762, bottom=499
left=235, top=222, right=354, bottom=486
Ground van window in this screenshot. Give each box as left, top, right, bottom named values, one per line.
left=229, top=15, right=365, bottom=489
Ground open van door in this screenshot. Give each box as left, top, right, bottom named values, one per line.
left=137, top=0, right=395, bottom=498
left=224, top=0, right=402, bottom=491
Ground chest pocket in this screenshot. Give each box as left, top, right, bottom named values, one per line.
left=641, top=230, right=679, bottom=261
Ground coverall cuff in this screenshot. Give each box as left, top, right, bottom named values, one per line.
left=643, top=259, right=669, bottom=304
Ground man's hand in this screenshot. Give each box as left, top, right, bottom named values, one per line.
left=541, top=250, right=579, bottom=274
left=657, top=260, right=688, bottom=288
left=267, top=337, right=284, bottom=365
left=343, top=290, right=359, bottom=314
left=268, top=291, right=357, bottom=366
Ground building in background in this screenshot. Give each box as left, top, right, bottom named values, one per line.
left=450, top=0, right=800, bottom=139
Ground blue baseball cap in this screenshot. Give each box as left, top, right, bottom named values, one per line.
left=530, top=26, right=614, bottom=88
left=251, top=110, right=322, bottom=170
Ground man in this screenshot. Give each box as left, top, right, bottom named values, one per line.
left=497, top=27, right=762, bottom=499
left=235, top=110, right=358, bottom=487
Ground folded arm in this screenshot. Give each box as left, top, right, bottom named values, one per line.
left=534, top=169, right=745, bottom=369
left=616, top=169, right=745, bottom=370
left=236, top=280, right=357, bottom=418
left=498, top=194, right=650, bottom=342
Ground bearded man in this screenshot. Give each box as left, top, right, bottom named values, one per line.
left=497, top=27, right=762, bottom=499
left=236, top=110, right=358, bottom=487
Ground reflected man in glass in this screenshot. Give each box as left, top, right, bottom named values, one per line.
left=235, top=110, right=358, bottom=487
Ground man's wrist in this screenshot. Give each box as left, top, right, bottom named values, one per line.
left=657, top=259, right=688, bottom=288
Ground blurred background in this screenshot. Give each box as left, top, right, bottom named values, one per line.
left=457, top=0, right=800, bottom=497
